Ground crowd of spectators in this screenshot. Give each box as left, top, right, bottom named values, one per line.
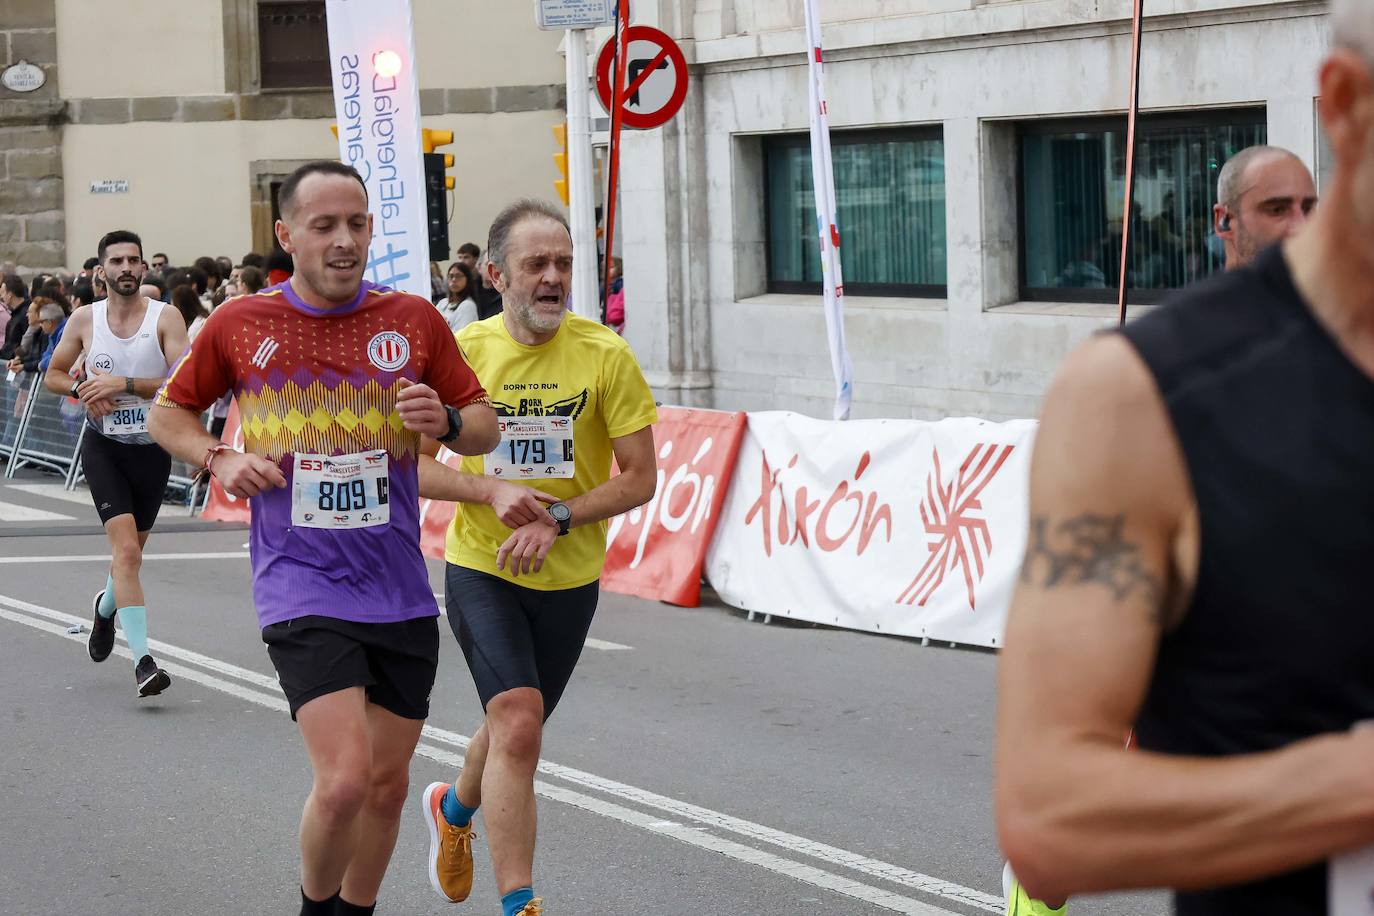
left=1, top=234, right=627, bottom=390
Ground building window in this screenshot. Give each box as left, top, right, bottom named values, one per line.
left=764, top=127, right=947, bottom=297
left=258, top=0, right=331, bottom=90
left=1018, top=109, right=1266, bottom=303
left=1317, top=112, right=1333, bottom=194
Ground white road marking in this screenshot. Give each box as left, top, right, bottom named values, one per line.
left=0, top=500, right=75, bottom=522
left=0, top=552, right=250, bottom=564
left=4, top=483, right=195, bottom=518
left=5, top=483, right=97, bottom=506
left=433, top=594, right=634, bottom=652
left=0, top=593, right=999, bottom=915
left=584, top=637, right=633, bottom=651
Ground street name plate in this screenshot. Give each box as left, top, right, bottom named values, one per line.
left=536, top=0, right=615, bottom=30
left=1, top=60, right=46, bottom=93
left=90, top=180, right=130, bottom=194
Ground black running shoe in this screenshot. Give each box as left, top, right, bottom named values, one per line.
left=88, top=590, right=116, bottom=663
left=135, top=655, right=170, bottom=698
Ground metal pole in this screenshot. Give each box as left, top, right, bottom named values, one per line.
left=65, top=421, right=87, bottom=490
left=1116, top=0, right=1146, bottom=327
left=565, top=29, right=601, bottom=320
left=602, top=0, right=631, bottom=308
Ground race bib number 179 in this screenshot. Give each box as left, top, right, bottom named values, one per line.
left=483, top=416, right=575, bottom=479
left=291, top=451, right=390, bottom=530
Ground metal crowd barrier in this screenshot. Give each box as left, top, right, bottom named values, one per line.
left=0, top=372, right=32, bottom=463
left=4, top=372, right=215, bottom=514
left=4, top=373, right=83, bottom=479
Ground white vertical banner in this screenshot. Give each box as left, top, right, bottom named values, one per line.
left=803, top=0, right=854, bottom=421
left=325, top=0, right=431, bottom=299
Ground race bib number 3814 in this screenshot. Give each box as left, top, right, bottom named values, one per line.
left=102, top=395, right=151, bottom=436
left=291, top=451, right=390, bottom=530
left=484, top=416, right=575, bottom=479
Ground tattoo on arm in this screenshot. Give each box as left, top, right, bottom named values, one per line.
left=1021, top=514, right=1164, bottom=615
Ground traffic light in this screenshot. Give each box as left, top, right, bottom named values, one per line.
left=553, top=123, right=570, bottom=206
left=422, top=129, right=455, bottom=262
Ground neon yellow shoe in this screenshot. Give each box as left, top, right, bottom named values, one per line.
left=1003, top=863, right=1067, bottom=916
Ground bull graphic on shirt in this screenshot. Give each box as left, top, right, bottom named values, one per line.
left=491, top=388, right=588, bottom=421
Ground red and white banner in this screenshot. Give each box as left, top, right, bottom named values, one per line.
left=704, top=412, right=1037, bottom=649
left=419, top=446, right=462, bottom=560
left=200, top=401, right=251, bottom=525
left=602, top=407, right=746, bottom=607
left=419, top=408, right=745, bottom=604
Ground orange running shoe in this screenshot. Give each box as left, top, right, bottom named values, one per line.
left=420, top=781, right=475, bottom=902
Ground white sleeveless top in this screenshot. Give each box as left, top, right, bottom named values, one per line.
left=86, top=298, right=168, bottom=444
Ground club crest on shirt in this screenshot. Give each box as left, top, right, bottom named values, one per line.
left=367, top=331, right=410, bottom=371
left=89, top=353, right=115, bottom=374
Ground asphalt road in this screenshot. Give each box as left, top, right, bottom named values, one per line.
left=0, top=473, right=1169, bottom=916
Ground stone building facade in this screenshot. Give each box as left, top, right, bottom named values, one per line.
left=1, top=0, right=64, bottom=273
left=1, top=0, right=569, bottom=272
left=614, top=0, right=1331, bottom=420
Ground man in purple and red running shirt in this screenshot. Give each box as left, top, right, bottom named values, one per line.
left=150, top=161, right=499, bottom=916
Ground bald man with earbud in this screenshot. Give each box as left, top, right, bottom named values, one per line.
left=1214, top=145, right=1318, bottom=270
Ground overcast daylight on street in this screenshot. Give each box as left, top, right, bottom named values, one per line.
left=2, top=1, right=1367, bottom=915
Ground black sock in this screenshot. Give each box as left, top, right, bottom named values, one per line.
left=335, top=897, right=376, bottom=916
left=299, top=887, right=339, bottom=916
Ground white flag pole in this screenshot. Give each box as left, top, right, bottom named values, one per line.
left=803, top=0, right=854, bottom=421
left=564, top=28, right=601, bottom=320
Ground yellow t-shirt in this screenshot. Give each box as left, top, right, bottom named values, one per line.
left=446, top=313, right=659, bottom=589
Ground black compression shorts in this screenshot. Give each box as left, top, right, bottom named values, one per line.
left=444, top=564, right=599, bottom=718
left=262, top=615, right=440, bottom=721
left=81, top=432, right=172, bottom=532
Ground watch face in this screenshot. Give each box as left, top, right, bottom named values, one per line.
left=551, top=503, right=572, bottom=522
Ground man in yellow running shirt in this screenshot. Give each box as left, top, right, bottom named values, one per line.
left=415, top=199, right=658, bottom=916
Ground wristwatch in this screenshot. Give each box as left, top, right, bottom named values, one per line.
left=548, top=502, right=572, bottom=536
left=69, top=380, right=81, bottom=399
left=124, top=377, right=136, bottom=395
left=437, top=405, right=464, bottom=444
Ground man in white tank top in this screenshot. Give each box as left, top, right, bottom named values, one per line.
left=44, top=230, right=189, bottom=698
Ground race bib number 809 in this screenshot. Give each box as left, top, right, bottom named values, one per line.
left=291, top=451, right=390, bottom=530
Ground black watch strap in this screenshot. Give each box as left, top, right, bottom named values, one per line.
left=437, top=404, right=463, bottom=444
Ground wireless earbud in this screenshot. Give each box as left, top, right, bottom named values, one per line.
left=1220, top=214, right=1232, bottom=231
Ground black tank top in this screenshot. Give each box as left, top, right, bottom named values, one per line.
left=1120, top=245, right=1374, bottom=914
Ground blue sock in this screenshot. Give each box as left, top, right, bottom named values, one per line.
left=501, top=887, right=534, bottom=916
left=441, top=784, right=477, bottom=827
left=119, top=606, right=149, bottom=664
left=98, top=575, right=116, bottom=619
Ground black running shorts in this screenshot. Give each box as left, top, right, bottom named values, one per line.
left=81, top=432, right=172, bottom=531
left=444, top=564, right=599, bottom=718
left=261, top=615, right=440, bottom=721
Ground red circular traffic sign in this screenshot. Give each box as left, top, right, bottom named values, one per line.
left=595, top=25, right=689, bottom=130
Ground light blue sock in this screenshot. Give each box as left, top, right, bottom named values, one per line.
left=98, top=575, right=116, bottom=619
left=501, top=887, right=534, bottom=916
left=119, top=606, right=149, bottom=664
left=441, top=785, right=478, bottom=827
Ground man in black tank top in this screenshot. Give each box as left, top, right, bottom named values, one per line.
left=995, top=5, right=1374, bottom=913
